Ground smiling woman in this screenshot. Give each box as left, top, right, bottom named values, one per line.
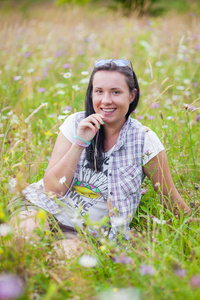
left=9, top=59, right=191, bottom=257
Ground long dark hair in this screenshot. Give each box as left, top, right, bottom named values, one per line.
left=85, top=61, right=140, bottom=172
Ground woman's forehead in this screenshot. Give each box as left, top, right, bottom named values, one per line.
left=93, top=70, right=127, bottom=87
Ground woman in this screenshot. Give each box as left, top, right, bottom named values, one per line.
left=9, top=59, right=191, bottom=255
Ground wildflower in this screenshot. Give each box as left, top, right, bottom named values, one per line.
left=138, top=115, right=144, bottom=120
left=63, top=63, right=71, bottom=69
left=195, top=115, right=200, bottom=122
left=38, top=87, right=46, bottom=93
left=139, top=264, right=155, bottom=275
left=13, top=75, right=22, bottom=81
left=174, top=269, right=187, bottom=277
left=0, top=224, right=13, bottom=236
left=57, top=90, right=65, bottom=95
left=59, top=176, right=66, bottom=184
left=57, top=115, right=66, bottom=120
left=27, top=68, right=35, bottom=73
left=153, top=217, right=166, bottom=225
left=112, top=253, right=134, bottom=265
left=155, top=61, right=163, bottom=67
left=192, top=82, right=198, bottom=87
left=79, top=255, right=98, bottom=268
left=41, top=102, right=48, bottom=107
left=154, top=182, right=160, bottom=188
left=176, top=86, right=185, bottom=90
left=9, top=178, right=17, bottom=194
left=190, top=275, right=200, bottom=288
left=81, top=71, right=89, bottom=75
left=0, top=273, right=24, bottom=299
left=183, top=79, right=190, bottom=84
left=147, top=115, right=155, bottom=120
left=55, top=83, right=66, bottom=88
left=151, top=103, right=160, bottom=108
left=24, top=51, right=31, bottom=58
left=112, top=217, right=125, bottom=227
left=34, top=76, right=40, bottom=81
left=141, top=188, right=147, bottom=195
left=63, top=72, right=71, bottom=79
left=72, top=85, right=80, bottom=91
left=63, top=106, right=72, bottom=114
left=80, top=78, right=89, bottom=84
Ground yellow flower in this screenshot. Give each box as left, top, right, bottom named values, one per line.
left=113, top=288, right=118, bottom=292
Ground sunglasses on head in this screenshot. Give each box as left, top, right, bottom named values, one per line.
left=94, top=59, right=134, bottom=75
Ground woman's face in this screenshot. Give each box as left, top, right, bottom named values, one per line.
left=92, top=71, right=136, bottom=129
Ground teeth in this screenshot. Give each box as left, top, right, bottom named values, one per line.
left=102, top=109, right=115, bottom=112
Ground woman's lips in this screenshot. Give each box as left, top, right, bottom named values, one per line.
left=100, top=108, right=116, bottom=115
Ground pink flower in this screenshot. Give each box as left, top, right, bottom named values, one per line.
left=139, top=264, right=155, bottom=275
left=190, top=275, right=200, bottom=288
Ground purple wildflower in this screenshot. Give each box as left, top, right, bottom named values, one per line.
left=195, top=115, right=200, bottom=122
left=42, top=68, right=48, bottom=79
left=24, top=52, right=31, bottom=58
left=174, top=269, right=187, bottom=277
left=63, top=63, right=71, bottom=69
left=195, top=45, right=200, bottom=50
left=0, top=273, right=24, bottom=299
left=138, top=115, right=144, bottom=120
left=139, top=264, right=155, bottom=275
left=147, top=115, right=155, bottom=120
left=188, top=104, right=197, bottom=111
left=190, top=275, right=200, bottom=288
left=151, top=103, right=160, bottom=109
left=112, top=253, right=134, bottom=265
left=38, top=87, right=46, bottom=93
left=192, top=82, right=198, bottom=87
left=141, top=188, right=147, bottom=195
left=34, top=76, right=40, bottom=81
left=78, top=49, right=84, bottom=56
left=54, top=50, right=64, bottom=58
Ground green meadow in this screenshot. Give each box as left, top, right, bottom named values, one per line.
left=0, top=1, right=200, bottom=299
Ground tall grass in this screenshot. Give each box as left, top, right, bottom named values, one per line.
left=0, top=3, right=200, bottom=299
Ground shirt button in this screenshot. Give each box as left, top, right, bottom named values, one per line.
left=109, top=173, right=112, bottom=176
left=110, top=192, right=113, bottom=195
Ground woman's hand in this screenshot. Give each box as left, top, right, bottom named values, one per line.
left=76, top=113, right=105, bottom=143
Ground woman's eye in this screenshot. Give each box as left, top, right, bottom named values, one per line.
left=113, top=90, right=120, bottom=95
left=96, top=90, right=102, bottom=93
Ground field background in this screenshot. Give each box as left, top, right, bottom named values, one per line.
left=0, top=0, right=200, bottom=299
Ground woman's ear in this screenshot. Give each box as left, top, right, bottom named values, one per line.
left=130, top=88, right=137, bottom=103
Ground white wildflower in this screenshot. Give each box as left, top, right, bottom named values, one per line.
left=9, top=178, right=17, bottom=194
left=57, top=115, right=66, bottom=120
left=0, top=134, right=5, bottom=138
left=27, top=68, right=35, bottom=73
left=57, top=90, right=65, bottom=95
left=81, top=71, right=89, bottom=75
left=176, top=86, right=185, bottom=90
left=183, top=79, right=190, bottom=85
left=79, top=255, right=98, bottom=268
left=63, top=72, right=71, bottom=79
left=55, top=83, right=66, bottom=88
left=41, top=102, right=48, bottom=107
left=72, top=85, right=80, bottom=91
left=155, top=61, right=163, bottom=67
left=59, top=176, right=66, bottom=184
left=13, top=75, right=22, bottom=81
left=0, top=224, right=13, bottom=236
left=153, top=217, right=166, bottom=225
left=80, top=78, right=89, bottom=84
left=112, top=217, right=126, bottom=227
left=166, top=116, right=173, bottom=120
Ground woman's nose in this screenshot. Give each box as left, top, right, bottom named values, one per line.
left=101, top=92, right=112, bottom=104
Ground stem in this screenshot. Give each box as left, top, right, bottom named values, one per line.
left=186, top=111, right=196, bottom=181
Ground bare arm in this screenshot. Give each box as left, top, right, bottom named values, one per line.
left=143, top=150, right=191, bottom=217
left=43, top=113, right=104, bottom=196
